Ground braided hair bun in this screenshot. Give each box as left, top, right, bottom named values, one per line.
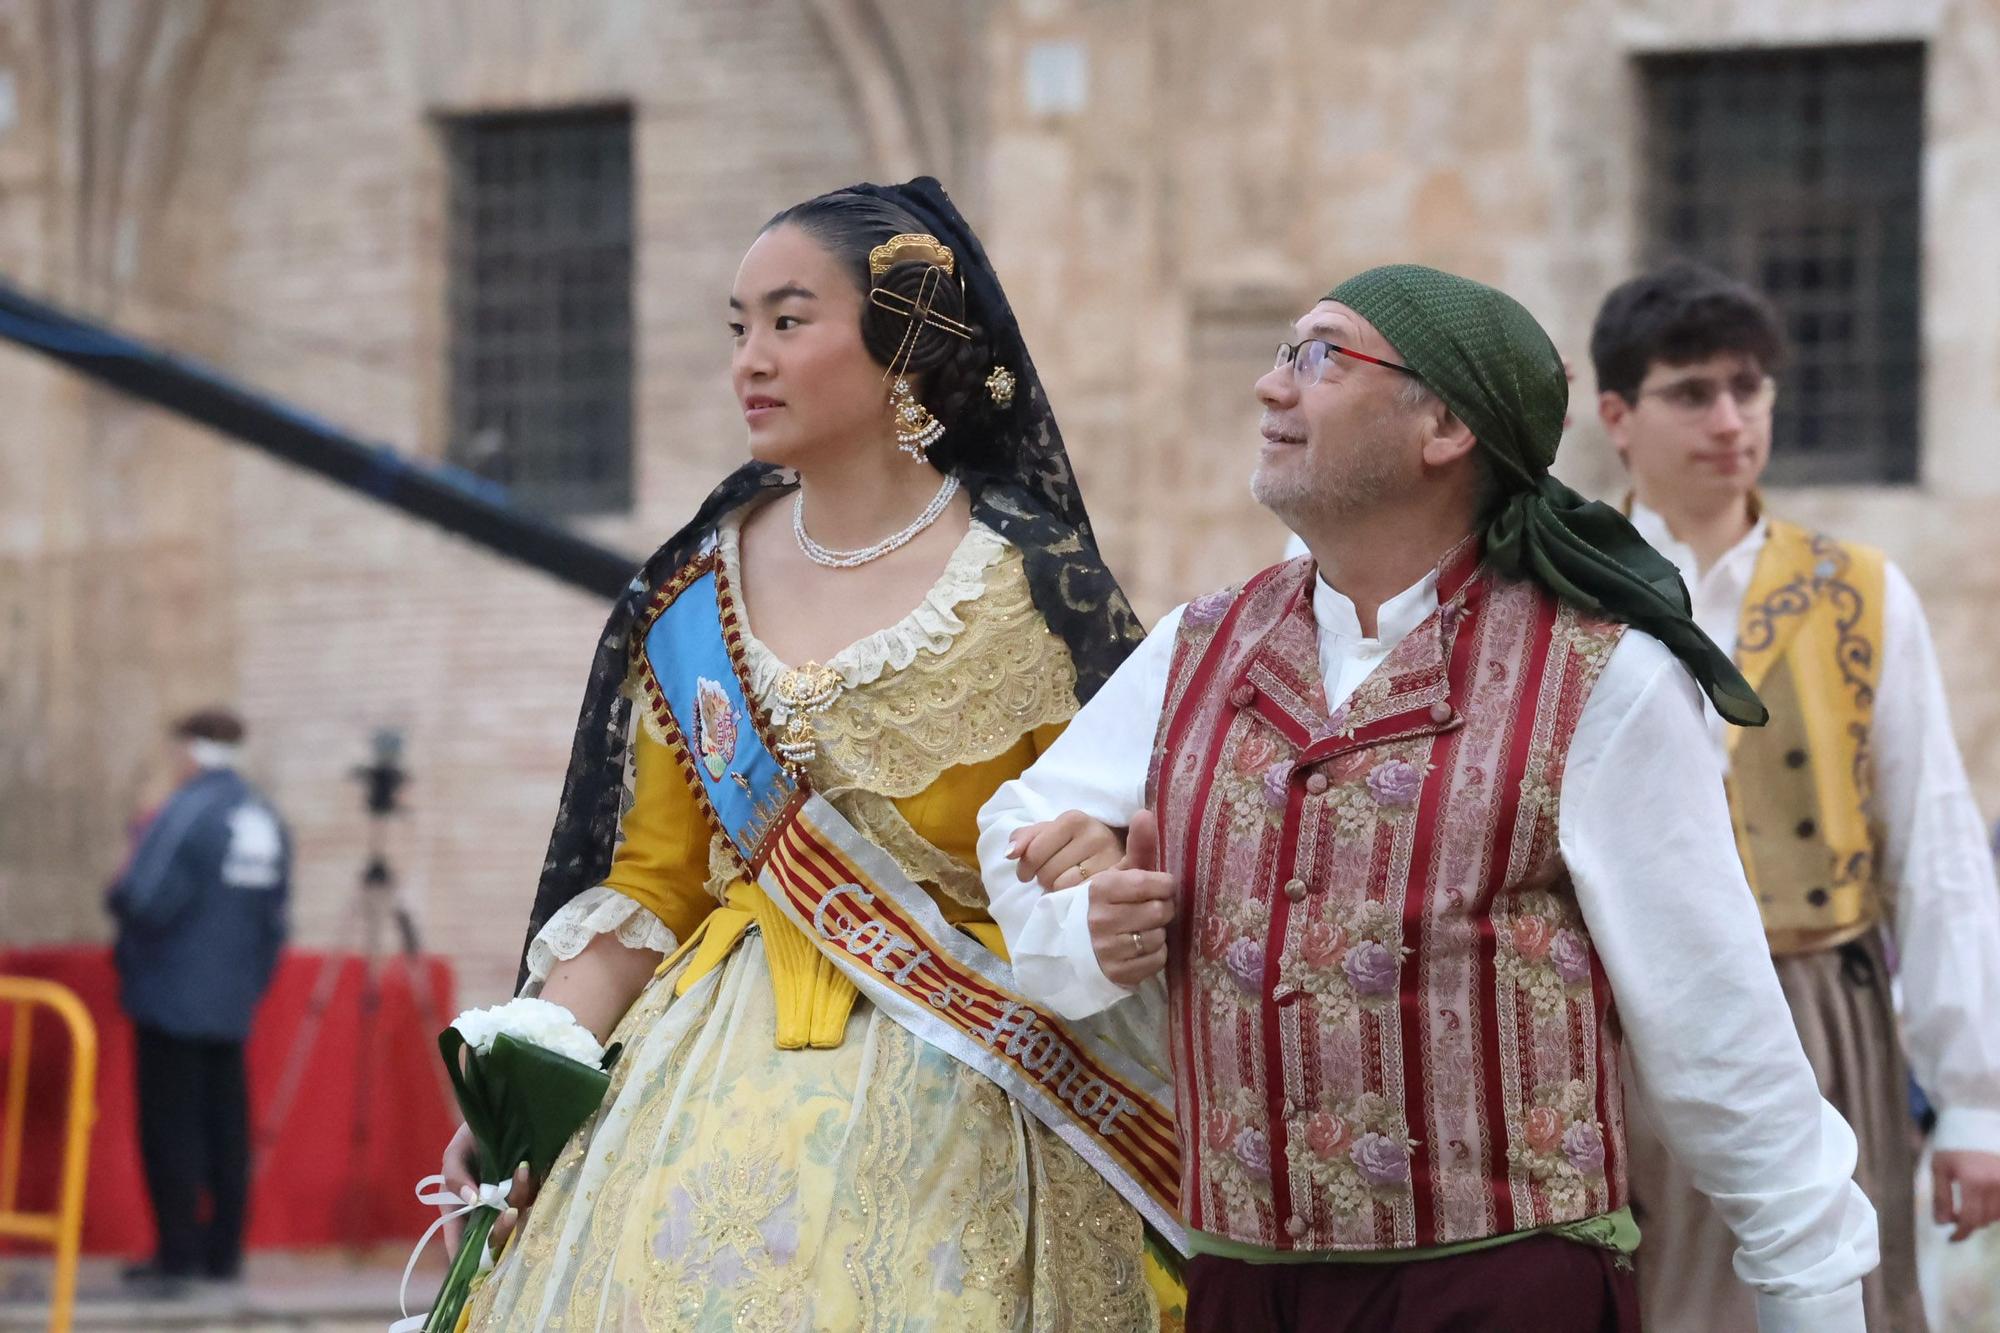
left=861, top=260, right=995, bottom=461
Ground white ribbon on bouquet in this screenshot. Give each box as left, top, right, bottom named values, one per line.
left=387, top=1174, right=510, bottom=1333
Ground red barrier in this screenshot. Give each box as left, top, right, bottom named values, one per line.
left=0, top=947, right=458, bottom=1255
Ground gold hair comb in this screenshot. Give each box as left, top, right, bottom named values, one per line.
left=869, top=233, right=956, bottom=278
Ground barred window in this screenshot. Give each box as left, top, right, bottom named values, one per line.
left=445, top=106, right=634, bottom=513
left=1640, top=44, right=1923, bottom=485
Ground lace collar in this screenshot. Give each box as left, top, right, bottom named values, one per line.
left=715, top=506, right=1009, bottom=705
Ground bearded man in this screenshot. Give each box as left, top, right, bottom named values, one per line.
left=978, top=266, right=1878, bottom=1332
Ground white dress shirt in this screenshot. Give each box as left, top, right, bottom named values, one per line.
left=1629, top=502, right=2000, bottom=1157
left=977, top=564, right=1877, bottom=1332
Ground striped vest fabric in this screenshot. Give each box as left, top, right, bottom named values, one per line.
left=1149, top=550, right=1626, bottom=1251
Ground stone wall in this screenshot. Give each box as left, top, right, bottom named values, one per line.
left=980, top=0, right=2000, bottom=813
left=0, top=0, right=911, bottom=1000
left=3, top=0, right=1994, bottom=1004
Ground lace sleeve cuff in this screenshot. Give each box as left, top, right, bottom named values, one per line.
left=522, top=886, right=678, bottom=992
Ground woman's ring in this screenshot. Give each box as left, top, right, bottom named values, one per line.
left=1130, top=932, right=1144, bottom=958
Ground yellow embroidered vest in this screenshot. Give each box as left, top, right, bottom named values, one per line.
left=1726, top=518, right=1886, bottom=956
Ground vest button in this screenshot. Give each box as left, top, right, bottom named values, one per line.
left=1807, top=887, right=1830, bottom=907
left=1286, top=1215, right=1307, bottom=1239
left=1305, top=772, right=1330, bottom=795
left=1785, top=748, right=1808, bottom=769
left=1230, top=684, right=1256, bottom=709
left=1284, top=878, right=1307, bottom=902
left=1429, top=701, right=1453, bottom=724
left=1795, top=818, right=1817, bottom=839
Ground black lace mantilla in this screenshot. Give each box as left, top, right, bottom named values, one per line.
left=518, top=179, right=1143, bottom=981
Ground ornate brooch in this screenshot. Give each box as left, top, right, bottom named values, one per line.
left=985, top=364, right=1017, bottom=408
left=773, top=661, right=844, bottom=764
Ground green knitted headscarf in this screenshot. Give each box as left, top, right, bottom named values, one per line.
left=1325, top=264, right=1766, bottom=726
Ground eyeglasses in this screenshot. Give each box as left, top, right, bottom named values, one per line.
left=1273, top=339, right=1422, bottom=388
left=1639, top=372, right=1776, bottom=418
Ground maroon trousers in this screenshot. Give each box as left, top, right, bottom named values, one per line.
left=1186, top=1235, right=1640, bottom=1333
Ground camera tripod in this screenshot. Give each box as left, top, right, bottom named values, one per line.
left=248, top=731, right=454, bottom=1250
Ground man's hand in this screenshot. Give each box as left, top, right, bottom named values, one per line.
left=438, top=1121, right=538, bottom=1255
left=1934, top=1149, right=2000, bottom=1242
left=1084, top=811, right=1176, bottom=987
left=1006, top=811, right=1126, bottom=890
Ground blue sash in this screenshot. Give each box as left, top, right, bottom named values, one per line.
left=634, top=550, right=800, bottom=869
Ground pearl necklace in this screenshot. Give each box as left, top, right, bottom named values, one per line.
left=792, top=474, right=961, bottom=569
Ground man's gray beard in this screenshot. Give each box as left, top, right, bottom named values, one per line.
left=1249, top=463, right=1313, bottom=524
left=1251, top=450, right=1401, bottom=529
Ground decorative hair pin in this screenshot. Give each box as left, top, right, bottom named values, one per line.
left=985, top=365, right=1017, bottom=408
left=868, top=287, right=975, bottom=341
left=868, top=235, right=970, bottom=463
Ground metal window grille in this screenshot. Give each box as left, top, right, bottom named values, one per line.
left=446, top=106, right=634, bottom=514
left=1640, top=44, right=1923, bottom=485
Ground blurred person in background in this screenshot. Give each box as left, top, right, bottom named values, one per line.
left=1594, top=260, right=2000, bottom=1333
left=1907, top=825, right=2000, bottom=1331
left=108, top=707, right=291, bottom=1296
left=442, top=178, right=1187, bottom=1329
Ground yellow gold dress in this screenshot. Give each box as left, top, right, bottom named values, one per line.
left=466, top=514, right=1175, bottom=1331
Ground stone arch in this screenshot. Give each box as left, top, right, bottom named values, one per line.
left=22, top=0, right=293, bottom=313
left=803, top=0, right=990, bottom=187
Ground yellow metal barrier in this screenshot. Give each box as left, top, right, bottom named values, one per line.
left=0, top=977, right=98, bottom=1333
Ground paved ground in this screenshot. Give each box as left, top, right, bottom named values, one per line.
left=0, top=1247, right=437, bottom=1331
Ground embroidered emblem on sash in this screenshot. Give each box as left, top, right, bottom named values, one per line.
left=694, top=677, right=740, bottom=779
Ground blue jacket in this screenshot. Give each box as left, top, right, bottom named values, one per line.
left=109, top=768, right=291, bottom=1041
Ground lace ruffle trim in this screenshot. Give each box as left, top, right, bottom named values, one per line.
left=522, top=885, right=677, bottom=989
left=716, top=510, right=1009, bottom=700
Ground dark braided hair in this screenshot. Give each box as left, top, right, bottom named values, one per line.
left=762, top=192, right=998, bottom=476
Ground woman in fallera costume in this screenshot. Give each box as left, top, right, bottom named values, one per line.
left=448, top=178, right=1185, bottom=1330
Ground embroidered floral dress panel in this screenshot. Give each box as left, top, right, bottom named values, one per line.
left=467, top=513, right=1164, bottom=1332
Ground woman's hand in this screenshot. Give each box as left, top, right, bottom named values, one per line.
left=438, top=1121, right=479, bottom=1249
left=1006, top=810, right=1127, bottom=891
left=490, top=1163, right=538, bottom=1253
left=437, top=1124, right=539, bottom=1255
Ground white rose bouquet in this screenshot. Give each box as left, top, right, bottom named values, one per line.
left=393, top=996, right=621, bottom=1333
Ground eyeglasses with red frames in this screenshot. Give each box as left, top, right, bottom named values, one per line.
left=1274, top=339, right=1422, bottom=388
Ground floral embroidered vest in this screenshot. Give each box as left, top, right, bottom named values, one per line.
left=1724, top=519, right=1886, bottom=956
left=1147, top=550, right=1626, bottom=1252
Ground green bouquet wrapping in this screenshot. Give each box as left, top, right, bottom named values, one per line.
left=393, top=997, right=621, bottom=1333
